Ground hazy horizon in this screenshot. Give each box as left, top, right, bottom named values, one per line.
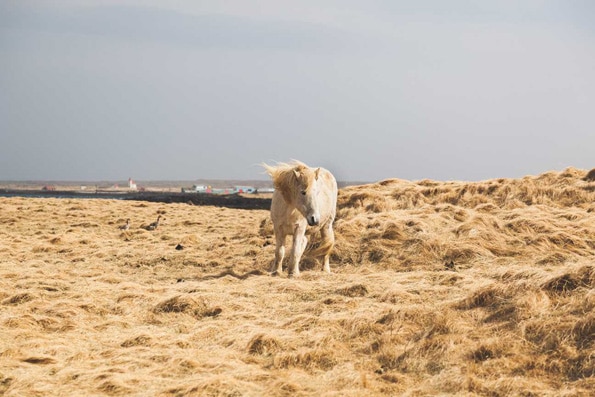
left=0, top=177, right=368, bottom=187
left=2, top=1, right=594, bottom=183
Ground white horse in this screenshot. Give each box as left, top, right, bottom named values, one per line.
left=262, top=161, right=338, bottom=277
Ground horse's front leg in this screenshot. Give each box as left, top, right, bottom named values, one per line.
left=288, top=225, right=308, bottom=278
left=271, top=231, right=286, bottom=276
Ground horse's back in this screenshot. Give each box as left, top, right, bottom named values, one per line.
left=322, top=167, right=338, bottom=191
left=319, top=167, right=338, bottom=217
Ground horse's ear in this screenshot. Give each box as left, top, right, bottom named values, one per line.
left=315, top=168, right=321, bottom=180
left=293, top=169, right=300, bottom=179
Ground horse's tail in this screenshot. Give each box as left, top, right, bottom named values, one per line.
left=305, top=237, right=334, bottom=258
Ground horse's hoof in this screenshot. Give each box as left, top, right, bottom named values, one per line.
left=288, top=272, right=300, bottom=279
left=270, top=271, right=279, bottom=277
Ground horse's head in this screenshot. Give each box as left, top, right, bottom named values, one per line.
left=263, top=161, right=326, bottom=226
left=293, top=165, right=322, bottom=226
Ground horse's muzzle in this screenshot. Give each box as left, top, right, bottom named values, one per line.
left=307, top=216, right=320, bottom=226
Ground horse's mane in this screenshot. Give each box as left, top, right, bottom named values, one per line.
left=262, top=160, right=309, bottom=204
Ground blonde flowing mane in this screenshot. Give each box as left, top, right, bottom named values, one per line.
left=262, top=160, right=309, bottom=204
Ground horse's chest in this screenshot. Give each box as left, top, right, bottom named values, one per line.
left=279, top=210, right=305, bottom=230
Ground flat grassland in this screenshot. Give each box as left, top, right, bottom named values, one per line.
left=1, top=168, right=593, bottom=396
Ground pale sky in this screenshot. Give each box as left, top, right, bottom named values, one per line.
left=1, top=1, right=594, bottom=182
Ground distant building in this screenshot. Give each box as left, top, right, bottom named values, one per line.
left=233, top=186, right=257, bottom=194
left=194, top=185, right=210, bottom=193
left=257, top=187, right=275, bottom=193
left=128, top=178, right=137, bottom=190
left=181, top=185, right=210, bottom=193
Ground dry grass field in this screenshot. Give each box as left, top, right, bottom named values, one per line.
left=1, top=168, right=593, bottom=396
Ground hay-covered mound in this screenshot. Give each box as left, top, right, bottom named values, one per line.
left=321, top=168, right=595, bottom=394
left=334, top=167, right=594, bottom=270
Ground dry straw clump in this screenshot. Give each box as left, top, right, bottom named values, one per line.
left=153, top=295, right=223, bottom=319
left=0, top=167, right=594, bottom=396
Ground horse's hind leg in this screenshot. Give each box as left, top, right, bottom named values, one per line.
left=320, top=222, right=335, bottom=273
left=271, top=231, right=286, bottom=276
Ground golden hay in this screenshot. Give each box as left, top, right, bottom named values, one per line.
left=0, top=167, right=594, bottom=396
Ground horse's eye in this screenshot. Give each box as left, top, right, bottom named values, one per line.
left=301, top=190, right=307, bottom=196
